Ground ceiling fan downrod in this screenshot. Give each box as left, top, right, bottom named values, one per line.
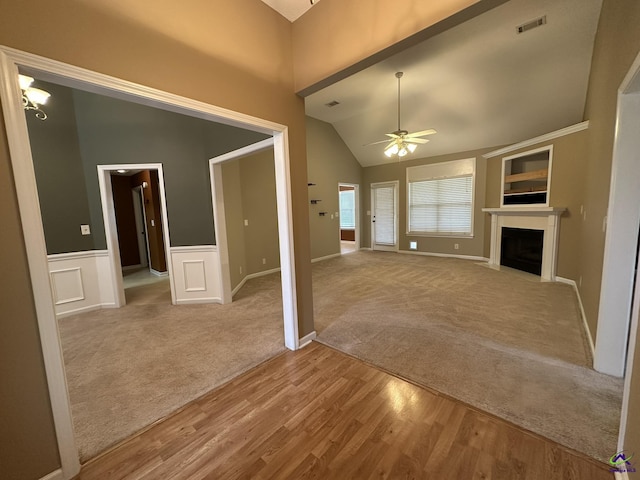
left=396, top=72, right=404, bottom=134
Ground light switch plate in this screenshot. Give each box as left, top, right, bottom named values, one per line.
left=81, top=224, right=91, bottom=235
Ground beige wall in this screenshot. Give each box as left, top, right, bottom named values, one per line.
left=578, top=0, right=640, bottom=338
left=0, top=0, right=312, bottom=477
left=222, top=150, right=279, bottom=291
left=306, top=117, right=363, bottom=259
left=483, top=129, right=589, bottom=283
left=240, top=151, right=280, bottom=275
left=221, top=161, right=247, bottom=291
left=292, top=0, right=510, bottom=94
left=581, top=0, right=640, bottom=460
left=362, top=148, right=492, bottom=257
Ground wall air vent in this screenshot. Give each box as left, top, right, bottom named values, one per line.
left=325, top=100, right=340, bottom=107
left=516, top=15, right=547, bottom=34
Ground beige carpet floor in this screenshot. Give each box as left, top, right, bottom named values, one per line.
left=312, top=251, right=623, bottom=462
left=61, top=252, right=623, bottom=464
left=58, top=274, right=285, bottom=462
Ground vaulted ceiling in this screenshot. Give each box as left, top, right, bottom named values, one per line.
left=302, top=0, right=603, bottom=167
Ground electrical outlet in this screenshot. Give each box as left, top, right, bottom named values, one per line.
left=244, top=219, right=249, bottom=226
left=80, top=224, right=91, bottom=235
left=262, top=258, right=266, bottom=265
left=409, top=241, right=417, bottom=250
left=454, top=243, right=459, bottom=250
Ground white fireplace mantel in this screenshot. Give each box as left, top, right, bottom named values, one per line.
left=482, top=207, right=566, bottom=281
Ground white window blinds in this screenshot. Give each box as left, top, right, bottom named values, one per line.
left=407, top=158, right=475, bottom=236
left=374, top=185, right=396, bottom=245
left=339, top=190, right=355, bottom=229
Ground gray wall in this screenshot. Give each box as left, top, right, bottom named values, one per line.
left=306, top=117, right=363, bottom=259
left=26, top=81, right=268, bottom=254
left=27, top=82, right=95, bottom=254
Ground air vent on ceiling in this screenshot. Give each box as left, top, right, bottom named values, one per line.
left=325, top=100, right=340, bottom=107
left=516, top=15, right=547, bottom=34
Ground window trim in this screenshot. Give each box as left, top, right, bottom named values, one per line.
left=406, top=158, right=476, bottom=238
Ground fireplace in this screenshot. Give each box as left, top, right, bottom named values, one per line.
left=482, top=207, right=565, bottom=281
left=500, top=227, right=544, bottom=275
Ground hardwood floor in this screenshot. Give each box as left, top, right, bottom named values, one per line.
left=76, top=343, right=613, bottom=479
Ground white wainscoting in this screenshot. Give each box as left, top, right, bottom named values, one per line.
left=170, top=246, right=221, bottom=305
left=48, top=250, right=117, bottom=318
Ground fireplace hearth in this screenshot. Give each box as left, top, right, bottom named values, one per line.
left=500, top=227, right=544, bottom=275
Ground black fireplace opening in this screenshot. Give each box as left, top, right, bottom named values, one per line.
left=500, top=227, right=544, bottom=276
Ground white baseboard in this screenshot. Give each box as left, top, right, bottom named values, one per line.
left=232, top=267, right=281, bottom=297
left=175, top=297, right=222, bottom=305
left=39, top=468, right=63, bottom=480
left=231, top=276, right=248, bottom=297
left=56, top=302, right=117, bottom=319
left=311, top=253, right=341, bottom=263
left=398, top=250, right=489, bottom=262
left=556, top=276, right=595, bottom=360
left=360, top=247, right=372, bottom=251
left=150, top=268, right=168, bottom=277
left=299, top=331, right=317, bottom=348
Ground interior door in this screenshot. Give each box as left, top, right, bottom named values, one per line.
left=132, top=187, right=149, bottom=268
left=371, top=182, right=398, bottom=251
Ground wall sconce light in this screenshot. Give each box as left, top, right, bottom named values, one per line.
left=19, top=74, right=51, bottom=120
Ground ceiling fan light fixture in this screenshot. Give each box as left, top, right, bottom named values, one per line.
left=385, top=143, right=399, bottom=157
left=407, top=143, right=417, bottom=153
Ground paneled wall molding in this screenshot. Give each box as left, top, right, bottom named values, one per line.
left=169, top=245, right=222, bottom=305
left=47, top=250, right=117, bottom=318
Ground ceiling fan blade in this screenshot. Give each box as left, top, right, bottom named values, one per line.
left=363, top=139, right=395, bottom=146
left=385, top=133, right=401, bottom=139
left=406, top=129, right=437, bottom=137
left=407, top=138, right=430, bottom=144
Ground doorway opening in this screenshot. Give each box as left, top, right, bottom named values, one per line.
left=339, top=183, right=359, bottom=254
left=0, top=47, right=299, bottom=478
left=110, top=168, right=171, bottom=305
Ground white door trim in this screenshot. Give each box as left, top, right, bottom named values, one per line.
left=595, top=49, right=640, bottom=378
left=0, top=45, right=298, bottom=479
left=338, top=183, right=360, bottom=250
left=209, top=138, right=300, bottom=350
left=613, top=49, right=640, bottom=452
left=97, top=164, right=175, bottom=306
left=371, top=180, right=399, bottom=252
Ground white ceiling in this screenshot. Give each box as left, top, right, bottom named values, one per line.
left=304, top=0, right=603, bottom=167
left=260, top=0, right=314, bottom=22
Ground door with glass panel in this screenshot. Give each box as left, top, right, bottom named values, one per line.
left=371, top=181, right=398, bottom=251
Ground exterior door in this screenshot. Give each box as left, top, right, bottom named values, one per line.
left=371, top=181, right=398, bottom=251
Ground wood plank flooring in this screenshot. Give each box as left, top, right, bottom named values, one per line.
left=76, top=342, right=613, bottom=480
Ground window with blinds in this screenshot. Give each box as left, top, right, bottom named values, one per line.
left=339, top=189, right=355, bottom=229
left=407, top=158, right=475, bottom=237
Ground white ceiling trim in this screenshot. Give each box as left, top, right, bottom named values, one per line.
left=482, top=121, right=590, bottom=159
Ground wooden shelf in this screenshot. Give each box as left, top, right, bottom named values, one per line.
left=504, top=185, right=548, bottom=195
left=505, top=168, right=548, bottom=183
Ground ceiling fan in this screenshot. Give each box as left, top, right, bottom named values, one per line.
left=365, top=71, right=436, bottom=158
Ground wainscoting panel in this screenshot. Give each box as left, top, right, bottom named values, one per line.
left=48, top=250, right=117, bottom=317
left=170, top=246, right=221, bottom=304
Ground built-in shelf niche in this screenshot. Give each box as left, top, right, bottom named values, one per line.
left=501, top=145, right=552, bottom=207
